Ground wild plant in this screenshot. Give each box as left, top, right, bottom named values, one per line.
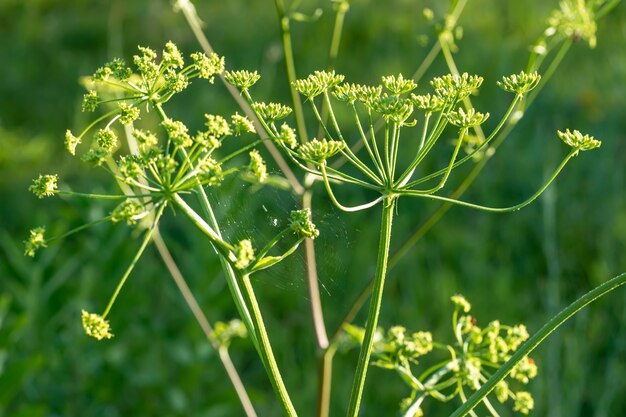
left=25, top=0, right=626, bottom=416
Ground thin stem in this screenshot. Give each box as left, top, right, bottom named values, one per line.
left=449, top=271, right=626, bottom=417
left=346, top=196, right=396, bottom=417
left=102, top=202, right=165, bottom=318
left=401, top=150, right=577, bottom=212
left=303, top=189, right=330, bottom=350
left=152, top=230, right=258, bottom=417
left=320, top=163, right=384, bottom=212
left=274, top=0, right=308, bottom=143
left=238, top=271, right=299, bottom=417
left=316, top=346, right=336, bottom=417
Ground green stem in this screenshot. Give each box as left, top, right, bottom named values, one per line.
left=449, top=271, right=626, bottom=417
left=346, top=196, right=396, bottom=417
left=401, top=150, right=577, bottom=211
left=238, top=271, right=299, bottom=417
left=102, top=202, right=165, bottom=318
left=274, top=0, right=308, bottom=143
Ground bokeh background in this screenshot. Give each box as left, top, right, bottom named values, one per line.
left=1, top=1, right=625, bottom=416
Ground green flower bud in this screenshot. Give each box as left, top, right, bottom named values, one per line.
left=446, top=107, right=490, bottom=129
left=451, top=294, right=471, bottom=312
left=506, top=324, right=530, bottom=350
left=164, top=70, right=189, bottom=93
left=513, top=391, right=534, bottom=415
left=162, top=41, right=184, bottom=68
left=290, top=208, right=319, bottom=239
left=252, top=102, right=292, bottom=123
left=372, top=95, right=414, bottom=123
left=495, top=380, right=510, bottom=403
left=156, top=154, right=178, bottom=176
left=357, top=85, right=383, bottom=107
left=111, top=199, right=146, bottom=225
left=248, top=150, right=267, bottom=183
left=65, top=130, right=81, bottom=156
left=224, top=70, right=260, bottom=91
left=557, top=129, right=601, bottom=151
left=133, top=129, right=159, bottom=150
left=133, top=46, right=159, bottom=80
left=118, top=155, right=144, bottom=182
left=29, top=174, right=58, bottom=198
left=511, top=356, right=537, bottom=384
left=278, top=123, right=298, bottom=149
left=234, top=239, right=255, bottom=270
left=297, top=138, right=345, bottom=162
left=205, top=114, right=232, bottom=138
left=195, top=131, right=221, bottom=150
left=191, top=52, right=224, bottom=82
left=333, top=83, right=362, bottom=104
left=162, top=118, right=192, bottom=148
left=82, top=90, right=98, bottom=112
left=81, top=148, right=109, bottom=165
left=293, top=70, right=345, bottom=98
left=118, top=102, right=141, bottom=125
left=81, top=310, right=113, bottom=340
left=410, top=93, right=444, bottom=112
left=95, top=128, right=118, bottom=153
left=24, top=226, right=46, bottom=257
left=198, top=157, right=223, bottom=186
left=381, top=73, right=417, bottom=95
left=231, top=113, right=255, bottom=135
left=497, top=71, right=541, bottom=95
left=431, top=73, right=483, bottom=104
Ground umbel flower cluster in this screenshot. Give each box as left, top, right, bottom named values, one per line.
left=224, top=67, right=600, bottom=215
left=342, top=295, right=538, bottom=416
left=25, top=42, right=319, bottom=341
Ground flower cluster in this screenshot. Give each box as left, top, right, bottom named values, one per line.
left=81, top=310, right=114, bottom=340
left=497, top=71, right=541, bottom=96
left=557, top=129, right=601, bottom=151
left=343, top=295, right=538, bottom=416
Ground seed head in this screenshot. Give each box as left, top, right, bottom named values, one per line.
left=333, top=83, right=362, bottom=104
left=411, top=93, right=444, bottom=113
left=431, top=73, right=483, bottom=104
left=95, top=128, right=118, bottom=154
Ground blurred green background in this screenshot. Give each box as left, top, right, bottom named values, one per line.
left=1, top=0, right=625, bottom=416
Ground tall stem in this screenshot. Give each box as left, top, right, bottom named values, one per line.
left=346, top=196, right=396, bottom=417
